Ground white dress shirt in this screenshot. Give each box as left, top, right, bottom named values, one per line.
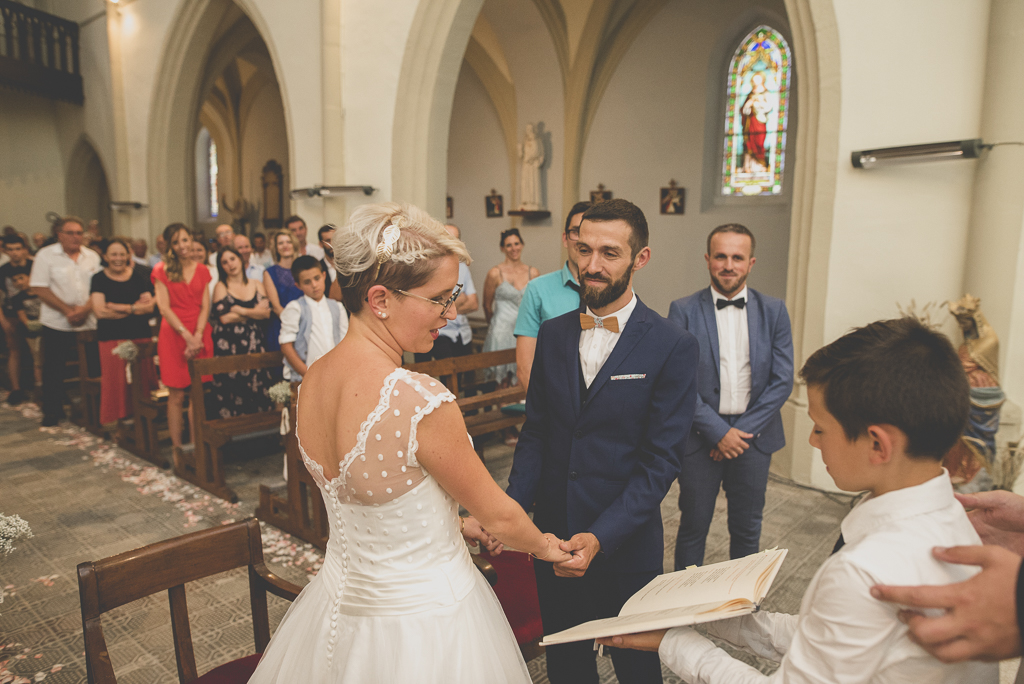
left=252, top=249, right=274, bottom=268
left=29, top=243, right=101, bottom=331
left=438, top=262, right=476, bottom=345
left=245, top=261, right=265, bottom=282
left=279, top=294, right=345, bottom=381
left=711, top=285, right=751, bottom=415
left=303, top=243, right=326, bottom=261
left=579, top=292, right=637, bottom=387
left=658, top=471, right=997, bottom=684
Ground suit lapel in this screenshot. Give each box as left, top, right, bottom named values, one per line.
left=585, top=298, right=652, bottom=405
left=746, top=289, right=760, bottom=391
left=565, top=308, right=584, bottom=419
left=700, top=289, right=721, bottom=376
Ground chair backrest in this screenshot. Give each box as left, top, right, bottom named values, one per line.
left=77, top=518, right=301, bottom=683
left=187, top=351, right=284, bottom=432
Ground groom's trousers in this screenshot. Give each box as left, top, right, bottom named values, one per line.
left=534, top=558, right=663, bottom=684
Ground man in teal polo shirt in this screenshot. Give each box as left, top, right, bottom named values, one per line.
left=514, top=201, right=591, bottom=390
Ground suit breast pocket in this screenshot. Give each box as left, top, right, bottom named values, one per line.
left=609, top=375, right=653, bottom=415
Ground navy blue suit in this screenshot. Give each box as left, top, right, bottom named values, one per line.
left=507, top=297, right=698, bottom=684
left=668, top=287, right=793, bottom=569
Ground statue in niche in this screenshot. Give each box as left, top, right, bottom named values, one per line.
left=517, top=123, right=545, bottom=211
left=944, top=294, right=1005, bottom=491
left=741, top=72, right=773, bottom=173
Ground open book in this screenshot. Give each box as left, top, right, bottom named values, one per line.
left=541, top=548, right=788, bottom=645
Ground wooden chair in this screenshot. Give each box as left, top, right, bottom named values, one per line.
left=116, top=340, right=170, bottom=468
left=77, top=517, right=302, bottom=683
left=183, top=353, right=284, bottom=502
left=74, top=330, right=104, bottom=437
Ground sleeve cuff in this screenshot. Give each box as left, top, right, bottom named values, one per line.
left=659, top=627, right=717, bottom=683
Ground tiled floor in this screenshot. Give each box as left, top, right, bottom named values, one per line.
left=0, top=396, right=855, bottom=683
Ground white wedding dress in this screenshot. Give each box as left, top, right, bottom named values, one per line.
left=248, top=368, right=531, bottom=683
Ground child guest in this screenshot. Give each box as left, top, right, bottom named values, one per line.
left=7, top=266, right=42, bottom=391
left=599, top=317, right=997, bottom=684
left=279, top=255, right=347, bottom=381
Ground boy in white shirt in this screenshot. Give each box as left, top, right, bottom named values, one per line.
left=279, top=255, right=347, bottom=381
left=599, top=317, right=997, bottom=684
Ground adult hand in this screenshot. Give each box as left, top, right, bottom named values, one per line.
left=461, top=516, right=504, bottom=556
left=958, top=491, right=1024, bottom=556
left=596, top=629, right=669, bottom=652
left=255, top=299, right=271, bottom=314
left=554, top=532, right=600, bottom=577
left=717, top=428, right=752, bottom=459
left=870, top=545, right=1023, bottom=662
left=536, top=533, right=571, bottom=563
left=136, top=292, right=153, bottom=305
left=66, top=305, right=89, bottom=327
left=710, top=447, right=724, bottom=462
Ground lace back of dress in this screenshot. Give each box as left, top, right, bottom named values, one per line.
left=339, top=371, right=454, bottom=506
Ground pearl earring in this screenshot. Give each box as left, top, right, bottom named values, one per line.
left=379, top=312, right=387, bottom=319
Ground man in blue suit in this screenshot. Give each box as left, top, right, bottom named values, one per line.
left=668, top=224, right=793, bottom=570
left=506, top=199, right=699, bottom=684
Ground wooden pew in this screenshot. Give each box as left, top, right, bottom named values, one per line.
left=74, top=330, right=104, bottom=437
left=255, top=386, right=330, bottom=549
left=182, top=352, right=283, bottom=502
left=116, top=340, right=169, bottom=469
left=404, top=348, right=526, bottom=458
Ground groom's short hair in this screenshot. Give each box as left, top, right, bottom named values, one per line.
left=581, top=199, right=648, bottom=258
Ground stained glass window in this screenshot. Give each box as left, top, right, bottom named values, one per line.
left=721, top=26, right=792, bottom=197
left=209, top=137, right=219, bottom=218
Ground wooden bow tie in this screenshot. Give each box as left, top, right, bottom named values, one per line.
left=580, top=313, right=619, bottom=333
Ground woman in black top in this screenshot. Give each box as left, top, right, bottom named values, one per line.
left=90, top=237, right=158, bottom=425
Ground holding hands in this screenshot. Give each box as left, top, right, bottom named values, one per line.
left=554, top=532, right=601, bottom=577
left=459, top=517, right=572, bottom=563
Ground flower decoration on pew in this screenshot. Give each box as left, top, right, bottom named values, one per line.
left=0, top=514, right=32, bottom=557
left=269, top=380, right=294, bottom=435
left=111, top=340, right=140, bottom=384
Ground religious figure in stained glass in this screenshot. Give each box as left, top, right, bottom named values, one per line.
left=722, top=26, right=792, bottom=197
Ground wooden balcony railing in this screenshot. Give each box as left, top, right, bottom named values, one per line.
left=0, top=0, right=83, bottom=104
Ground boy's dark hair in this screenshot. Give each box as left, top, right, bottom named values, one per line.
left=707, top=223, right=756, bottom=256
left=2, top=234, right=27, bottom=248
left=564, top=201, right=591, bottom=234
left=9, top=264, right=31, bottom=277
left=291, top=254, right=325, bottom=281
left=800, top=317, right=969, bottom=460
left=580, top=199, right=648, bottom=258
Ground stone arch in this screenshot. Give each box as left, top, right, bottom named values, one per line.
left=65, top=135, right=113, bottom=236
left=146, top=0, right=293, bottom=237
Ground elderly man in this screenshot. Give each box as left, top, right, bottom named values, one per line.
left=131, top=239, right=149, bottom=267
left=30, top=216, right=102, bottom=426
left=284, top=215, right=325, bottom=260
left=233, top=233, right=265, bottom=281
left=208, top=224, right=235, bottom=266
left=148, top=234, right=166, bottom=267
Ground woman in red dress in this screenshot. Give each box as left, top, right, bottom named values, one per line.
left=151, top=223, right=214, bottom=458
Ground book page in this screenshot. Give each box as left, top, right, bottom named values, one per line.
left=540, top=602, right=754, bottom=645
left=620, top=548, right=787, bottom=617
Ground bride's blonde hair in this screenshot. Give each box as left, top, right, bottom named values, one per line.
left=333, top=203, right=470, bottom=313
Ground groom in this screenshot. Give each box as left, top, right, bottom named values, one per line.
left=505, top=199, right=699, bottom=684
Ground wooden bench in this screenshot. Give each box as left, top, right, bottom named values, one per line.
left=116, top=341, right=170, bottom=468
left=183, top=352, right=284, bottom=502
left=74, top=330, right=104, bottom=437
left=405, top=348, right=526, bottom=458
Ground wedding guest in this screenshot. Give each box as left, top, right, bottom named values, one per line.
left=148, top=234, right=165, bottom=268
left=208, top=224, right=235, bottom=266
left=209, top=245, right=274, bottom=418
left=263, top=230, right=303, bottom=351
left=90, top=238, right=157, bottom=426
left=191, top=237, right=218, bottom=299
left=514, top=201, right=590, bottom=390
left=318, top=224, right=345, bottom=303
left=482, top=228, right=538, bottom=388
left=30, top=216, right=102, bottom=426
left=31, top=232, right=47, bottom=252
left=151, top=223, right=214, bottom=459
left=279, top=255, right=347, bottom=380
left=130, top=238, right=149, bottom=267
left=284, top=214, right=325, bottom=260
left=251, top=232, right=273, bottom=268
left=7, top=266, right=42, bottom=393
left=233, top=233, right=265, bottom=281
left=0, top=234, right=33, bottom=404
left=412, top=224, right=478, bottom=365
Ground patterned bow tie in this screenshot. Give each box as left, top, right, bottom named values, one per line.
left=580, top=313, right=619, bottom=333
left=716, top=297, right=746, bottom=310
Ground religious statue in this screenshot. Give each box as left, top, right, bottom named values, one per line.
left=517, top=124, right=544, bottom=211
left=741, top=72, right=773, bottom=173
left=944, top=294, right=1005, bottom=490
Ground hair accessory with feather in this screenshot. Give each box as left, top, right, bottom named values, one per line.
left=373, top=224, right=400, bottom=280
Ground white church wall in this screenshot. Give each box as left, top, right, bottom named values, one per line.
left=0, top=92, right=65, bottom=234
left=447, top=62, right=513, bottom=297
left=239, top=81, right=290, bottom=222
left=579, top=0, right=791, bottom=317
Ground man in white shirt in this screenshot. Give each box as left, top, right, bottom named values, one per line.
left=413, top=224, right=479, bottom=363
left=131, top=238, right=149, bottom=267
left=207, top=224, right=235, bottom=267
left=251, top=232, right=274, bottom=268
left=148, top=234, right=165, bottom=267
left=598, top=317, right=996, bottom=684
left=279, top=255, right=347, bottom=381
left=233, top=234, right=265, bottom=281
left=29, top=216, right=102, bottom=426
left=668, top=224, right=793, bottom=569
left=284, top=215, right=326, bottom=261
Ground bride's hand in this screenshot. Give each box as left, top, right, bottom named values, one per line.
left=534, top=533, right=572, bottom=563
left=461, top=516, right=504, bottom=556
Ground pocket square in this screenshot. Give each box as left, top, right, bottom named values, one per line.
left=610, top=374, right=646, bottom=380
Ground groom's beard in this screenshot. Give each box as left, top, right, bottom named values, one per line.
left=580, top=267, right=631, bottom=311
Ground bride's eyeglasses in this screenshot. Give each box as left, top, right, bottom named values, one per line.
left=391, top=283, right=464, bottom=317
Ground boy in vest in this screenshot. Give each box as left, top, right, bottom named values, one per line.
left=279, top=255, right=348, bottom=381
left=598, top=317, right=996, bottom=684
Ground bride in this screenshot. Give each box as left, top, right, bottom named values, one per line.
left=248, top=203, right=570, bottom=683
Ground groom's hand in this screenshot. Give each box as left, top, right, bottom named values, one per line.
left=554, top=533, right=600, bottom=577
left=461, top=516, right=504, bottom=556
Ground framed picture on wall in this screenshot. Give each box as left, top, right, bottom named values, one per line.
left=660, top=180, right=685, bottom=215
left=590, top=184, right=612, bottom=203
left=486, top=190, right=503, bottom=218
left=446, top=196, right=454, bottom=219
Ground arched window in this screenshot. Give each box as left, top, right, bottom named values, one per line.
left=208, top=137, right=219, bottom=217
left=721, top=26, right=792, bottom=197
left=195, top=127, right=220, bottom=221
